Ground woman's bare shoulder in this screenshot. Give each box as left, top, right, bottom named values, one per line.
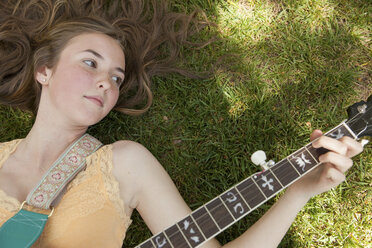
left=111, top=140, right=160, bottom=173
left=110, top=140, right=166, bottom=210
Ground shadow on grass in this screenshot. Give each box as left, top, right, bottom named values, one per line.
left=121, top=0, right=370, bottom=247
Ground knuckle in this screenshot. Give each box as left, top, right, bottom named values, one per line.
left=320, top=152, right=331, bottom=162
left=340, top=144, right=348, bottom=155
left=314, top=136, right=326, bottom=147
left=319, top=136, right=327, bottom=143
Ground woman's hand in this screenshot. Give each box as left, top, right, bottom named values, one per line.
left=288, top=129, right=364, bottom=200
left=224, top=129, right=365, bottom=248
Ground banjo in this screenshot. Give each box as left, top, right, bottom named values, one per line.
left=136, top=96, right=371, bottom=248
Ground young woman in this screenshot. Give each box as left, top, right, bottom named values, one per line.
left=0, top=0, right=364, bottom=247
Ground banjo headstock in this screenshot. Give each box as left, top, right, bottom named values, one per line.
left=346, top=95, right=372, bottom=138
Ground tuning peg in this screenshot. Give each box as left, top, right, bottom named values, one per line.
left=251, top=150, right=266, bottom=166
left=251, top=150, right=275, bottom=170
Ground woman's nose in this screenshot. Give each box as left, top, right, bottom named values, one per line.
left=96, top=74, right=112, bottom=90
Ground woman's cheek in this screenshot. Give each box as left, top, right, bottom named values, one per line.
left=68, top=67, right=94, bottom=88
left=107, top=90, right=119, bottom=110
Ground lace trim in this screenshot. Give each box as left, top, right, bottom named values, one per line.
left=0, top=139, right=23, bottom=213
left=0, top=139, right=22, bottom=169
left=0, top=190, right=19, bottom=213
left=67, top=145, right=131, bottom=229
left=100, top=145, right=132, bottom=231
left=41, top=173, right=108, bottom=241
left=0, top=140, right=131, bottom=230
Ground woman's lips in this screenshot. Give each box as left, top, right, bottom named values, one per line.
left=84, top=96, right=103, bottom=107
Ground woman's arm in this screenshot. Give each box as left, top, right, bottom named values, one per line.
left=112, top=140, right=221, bottom=247
left=113, top=130, right=363, bottom=248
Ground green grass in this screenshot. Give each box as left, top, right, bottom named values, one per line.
left=0, top=0, right=371, bottom=247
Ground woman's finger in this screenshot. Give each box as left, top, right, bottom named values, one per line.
left=312, top=134, right=363, bottom=158
left=319, top=152, right=353, bottom=173
left=338, top=136, right=364, bottom=157
left=312, top=135, right=348, bottom=156
left=310, top=129, right=323, bottom=142
left=323, top=165, right=346, bottom=186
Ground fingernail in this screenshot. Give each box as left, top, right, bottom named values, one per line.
left=361, top=139, right=369, bottom=147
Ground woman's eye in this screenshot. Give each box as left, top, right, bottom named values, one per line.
left=111, top=76, right=123, bottom=86
left=83, top=60, right=96, bottom=68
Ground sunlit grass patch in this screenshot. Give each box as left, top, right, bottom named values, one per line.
left=285, top=0, right=337, bottom=31
left=216, top=0, right=281, bottom=42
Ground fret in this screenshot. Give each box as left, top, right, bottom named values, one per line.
left=165, top=225, right=191, bottom=248
left=306, top=144, right=324, bottom=162
left=268, top=168, right=284, bottom=188
left=178, top=216, right=205, bottom=247
left=341, top=122, right=358, bottom=139
left=152, top=233, right=172, bottom=248
left=192, top=206, right=220, bottom=239
left=220, top=196, right=235, bottom=221
left=252, top=170, right=282, bottom=198
left=236, top=178, right=266, bottom=209
left=206, top=197, right=234, bottom=229
left=190, top=215, right=207, bottom=241
left=286, top=157, right=301, bottom=175
left=235, top=186, right=251, bottom=210
left=140, top=240, right=155, bottom=248
left=304, top=146, right=318, bottom=163
left=287, top=147, right=318, bottom=175
left=251, top=178, right=267, bottom=200
left=221, top=188, right=250, bottom=220
left=270, top=159, right=301, bottom=187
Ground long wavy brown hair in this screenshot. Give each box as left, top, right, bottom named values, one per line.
left=0, top=0, right=210, bottom=116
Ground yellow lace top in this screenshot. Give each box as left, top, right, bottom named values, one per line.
left=0, top=139, right=132, bottom=248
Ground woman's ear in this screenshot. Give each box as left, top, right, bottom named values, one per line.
left=35, top=66, right=52, bottom=85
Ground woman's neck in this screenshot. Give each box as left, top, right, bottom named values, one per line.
left=15, top=114, right=87, bottom=174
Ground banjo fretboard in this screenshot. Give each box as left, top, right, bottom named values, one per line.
left=137, top=122, right=357, bottom=248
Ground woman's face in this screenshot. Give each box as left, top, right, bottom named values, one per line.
left=39, top=32, right=125, bottom=126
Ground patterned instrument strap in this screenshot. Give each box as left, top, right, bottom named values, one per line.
left=26, top=134, right=102, bottom=209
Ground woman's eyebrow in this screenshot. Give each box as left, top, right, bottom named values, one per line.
left=81, top=49, right=125, bottom=75
left=83, top=49, right=103, bottom=59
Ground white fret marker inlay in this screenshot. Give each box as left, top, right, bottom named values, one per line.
left=330, top=128, right=344, bottom=139
left=261, top=175, right=274, bottom=191
left=183, top=220, right=190, bottom=230
left=226, top=192, right=237, bottom=203
left=233, top=203, right=245, bottom=214
left=183, top=220, right=200, bottom=244
left=191, top=236, right=200, bottom=243
left=155, top=236, right=167, bottom=248
left=294, top=153, right=311, bottom=171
